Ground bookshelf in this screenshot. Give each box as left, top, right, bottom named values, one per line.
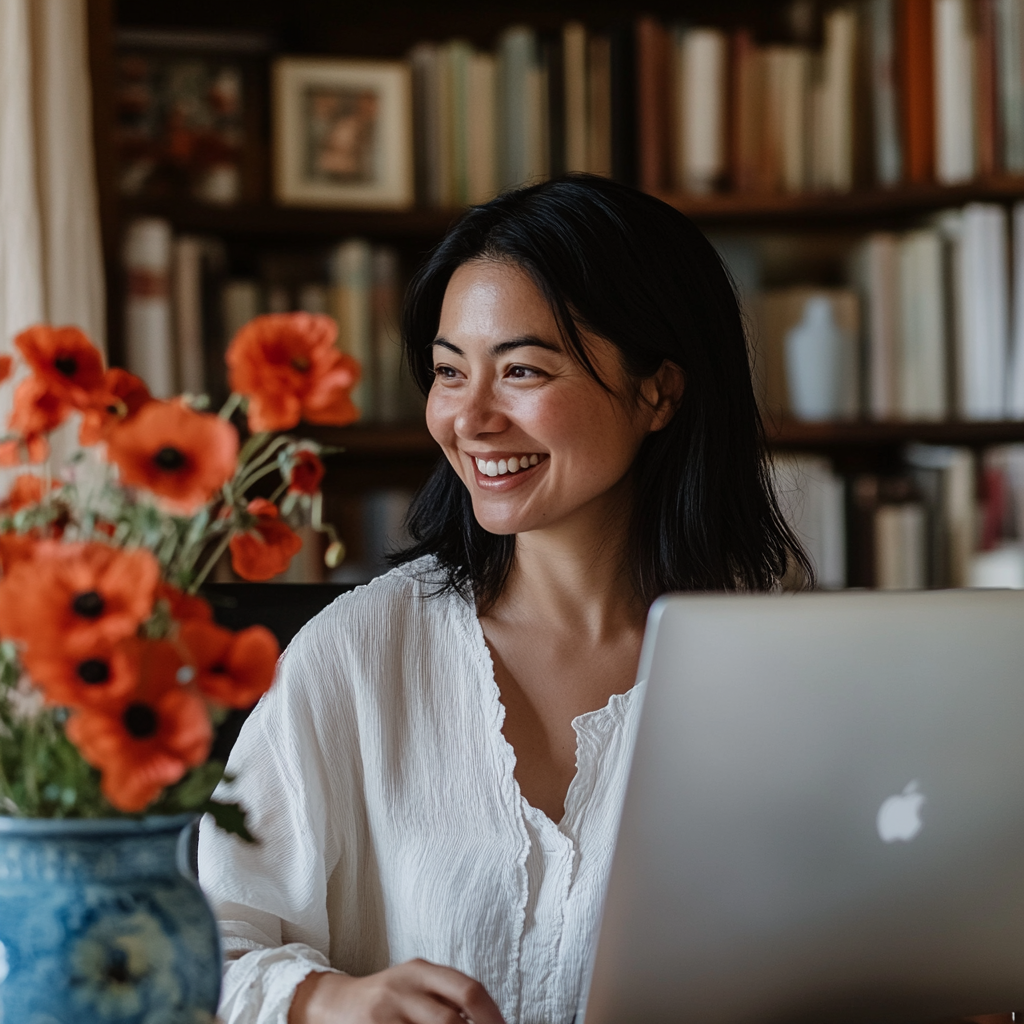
left=86, top=0, right=1024, bottom=587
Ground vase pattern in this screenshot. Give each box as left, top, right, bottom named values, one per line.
left=0, top=815, right=221, bottom=1024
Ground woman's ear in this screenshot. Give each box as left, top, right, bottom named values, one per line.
left=641, top=360, right=685, bottom=432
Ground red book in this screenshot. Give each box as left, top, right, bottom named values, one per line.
left=730, top=28, right=760, bottom=192
left=898, top=0, right=935, bottom=183
left=975, top=0, right=999, bottom=177
left=636, top=16, right=671, bottom=193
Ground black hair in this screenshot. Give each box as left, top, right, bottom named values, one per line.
left=392, top=174, right=812, bottom=606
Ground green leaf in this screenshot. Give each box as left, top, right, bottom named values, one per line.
left=166, top=761, right=226, bottom=810
left=202, top=799, right=256, bottom=844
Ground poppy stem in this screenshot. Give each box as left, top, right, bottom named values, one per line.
left=235, top=434, right=293, bottom=486
left=218, top=392, right=243, bottom=422
left=235, top=456, right=291, bottom=497
left=189, top=531, right=234, bottom=594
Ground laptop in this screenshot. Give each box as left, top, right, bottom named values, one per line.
left=583, top=589, right=1024, bottom=1024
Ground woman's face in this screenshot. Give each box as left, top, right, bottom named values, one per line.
left=427, top=259, right=681, bottom=539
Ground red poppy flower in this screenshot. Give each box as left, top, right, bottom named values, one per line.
left=0, top=533, right=38, bottom=573
left=79, top=368, right=152, bottom=446
left=0, top=434, right=49, bottom=466
left=226, top=313, right=361, bottom=432
left=0, top=474, right=46, bottom=513
left=8, top=376, right=70, bottom=437
left=106, top=400, right=238, bottom=514
left=157, top=582, right=213, bottom=624
left=0, top=540, right=158, bottom=657
left=21, top=637, right=139, bottom=709
left=15, top=324, right=106, bottom=408
left=178, top=620, right=279, bottom=708
left=0, top=355, right=12, bottom=385
left=229, top=498, right=303, bottom=581
left=65, top=639, right=212, bottom=812
left=288, top=448, right=325, bottom=495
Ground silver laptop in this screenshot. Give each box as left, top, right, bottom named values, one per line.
left=584, top=589, right=1024, bottom=1024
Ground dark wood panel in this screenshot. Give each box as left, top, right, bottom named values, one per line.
left=767, top=419, right=1024, bottom=449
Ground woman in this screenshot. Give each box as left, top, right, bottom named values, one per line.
left=199, top=175, right=810, bottom=1024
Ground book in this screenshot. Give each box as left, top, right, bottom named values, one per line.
left=172, top=236, right=206, bottom=396
left=329, top=239, right=373, bottom=419
left=1008, top=201, right=1024, bottom=416
left=899, top=0, right=936, bottom=183
left=811, top=7, right=858, bottom=191
left=678, top=27, right=729, bottom=193
left=636, top=16, right=672, bottom=193
left=409, top=43, right=442, bottom=207
left=371, top=247, right=406, bottom=423
left=868, top=0, right=903, bottom=186
left=996, top=0, right=1024, bottom=172
left=123, top=217, right=175, bottom=398
left=857, top=232, right=901, bottom=419
left=953, top=203, right=1010, bottom=419
left=730, top=28, right=762, bottom=192
left=563, top=22, right=589, bottom=173
left=444, top=40, right=473, bottom=206
left=764, top=45, right=809, bottom=193
left=897, top=228, right=948, bottom=419
left=467, top=53, right=497, bottom=204
left=975, top=0, right=999, bottom=178
left=875, top=500, right=927, bottom=588
left=933, top=0, right=976, bottom=184
left=773, top=453, right=847, bottom=589
left=497, top=26, right=538, bottom=190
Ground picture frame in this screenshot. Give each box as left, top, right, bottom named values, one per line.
left=273, top=57, right=414, bottom=210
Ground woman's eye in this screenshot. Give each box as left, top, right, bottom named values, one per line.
left=433, top=365, right=459, bottom=380
left=507, top=365, right=540, bottom=379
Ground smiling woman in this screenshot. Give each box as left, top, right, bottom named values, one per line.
left=198, top=175, right=811, bottom=1024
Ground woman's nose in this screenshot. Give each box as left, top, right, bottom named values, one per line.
left=453, top=377, right=509, bottom=438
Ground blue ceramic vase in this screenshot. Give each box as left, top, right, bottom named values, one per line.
left=0, top=815, right=221, bottom=1024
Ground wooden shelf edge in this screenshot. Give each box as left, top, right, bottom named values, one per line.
left=308, top=422, right=440, bottom=459
left=117, top=176, right=1024, bottom=238
left=767, top=419, right=1024, bottom=447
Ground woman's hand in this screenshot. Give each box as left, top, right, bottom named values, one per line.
left=288, top=959, right=507, bottom=1024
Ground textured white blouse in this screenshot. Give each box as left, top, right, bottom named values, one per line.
left=198, top=558, right=644, bottom=1024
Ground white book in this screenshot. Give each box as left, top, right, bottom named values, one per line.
left=934, top=0, right=977, bottom=184
left=875, top=503, right=927, bottom=589
left=497, top=27, right=538, bottom=190
left=869, top=0, right=903, bottom=186
left=123, top=217, right=175, bottom=399
left=772, top=453, right=846, bottom=589
left=861, top=233, right=900, bottom=419
left=563, top=22, right=589, bottom=173
left=956, top=204, right=1009, bottom=418
left=172, top=236, right=205, bottom=396
left=812, top=8, right=857, bottom=191
left=679, top=28, right=728, bottom=193
left=1007, top=202, right=1024, bottom=417
left=330, top=240, right=373, bottom=419
left=764, top=46, right=809, bottom=193
left=897, top=229, right=947, bottom=419
left=466, top=53, right=497, bottom=204
left=997, top=0, right=1024, bottom=172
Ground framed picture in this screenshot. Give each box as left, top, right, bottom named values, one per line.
left=273, top=57, right=414, bottom=209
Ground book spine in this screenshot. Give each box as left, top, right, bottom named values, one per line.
left=447, top=41, right=472, bottom=206
left=869, top=0, right=903, bottom=185
left=681, top=28, right=728, bottom=193
left=435, top=44, right=455, bottom=205
left=172, top=236, right=206, bottom=396
left=933, top=0, right=976, bottom=184
left=467, top=53, right=497, bottom=203
left=409, top=44, right=441, bottom=207
left=330, top=239, right=374, bottom=420
left=975, top=0, right=999, bottom=177
left=897, top=229, right=947, bottom=419
left=636, top=16, right=671, bottom=193
left=863, top=232, right=901, bottom=419
left=497, top=27, right=536, bottom=189
left=996, top=0, right=1024, bottom=171
left=900, top=0, right=936, bottom=183
left=729, top=28, right=761, bottom=192
left=372, top=247, right=404, bottom=424
left=1008, top=201, right=1024, bottom=417
left=123, top=217, right=175, bottom=399
left=563, top=22, right=589, bottom=172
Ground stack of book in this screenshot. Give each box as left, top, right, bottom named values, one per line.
left=123, top=218, right=422, bottom=422
left=776, top=443, right=1024, bottom=591
left=750, top=200, right=1024, bottom=423
left=409, top=2, right=1024, bottom=204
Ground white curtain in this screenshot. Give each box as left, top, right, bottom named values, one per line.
left=0, top=0, right=105, bottom=358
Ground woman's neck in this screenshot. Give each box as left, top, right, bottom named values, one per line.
left=486, top=486, right=646, bottom=640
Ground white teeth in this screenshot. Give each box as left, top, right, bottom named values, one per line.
left=529, top=454, right=539, bottom=466
left=476, top=458, right=486, bottom=473
left=475, top=454, right=541, bottom=477
left=497, top=459, right=507, bottom=475
left=486, top=460, right=498, bottom=477
left=508, top=457, right=519, bottom=473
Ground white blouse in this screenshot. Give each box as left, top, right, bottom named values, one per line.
left=198, top=558, right=644, bottom=1024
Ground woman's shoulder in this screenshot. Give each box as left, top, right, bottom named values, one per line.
left=285, top=556, right=466, bottom=664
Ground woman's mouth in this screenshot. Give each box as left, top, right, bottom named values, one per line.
left=474, top=454, right=542, bottom=478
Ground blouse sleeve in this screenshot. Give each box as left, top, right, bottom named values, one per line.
left=198, top=608, right=357, bottom=1024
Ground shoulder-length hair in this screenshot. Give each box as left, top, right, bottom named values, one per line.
left=392, top=174, right=812, bottom=606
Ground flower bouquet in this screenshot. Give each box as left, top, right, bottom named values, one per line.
left=0, top=312, right=359, bottom=830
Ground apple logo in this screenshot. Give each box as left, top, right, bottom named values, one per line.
left=876, top=781, right=926, bottom=843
